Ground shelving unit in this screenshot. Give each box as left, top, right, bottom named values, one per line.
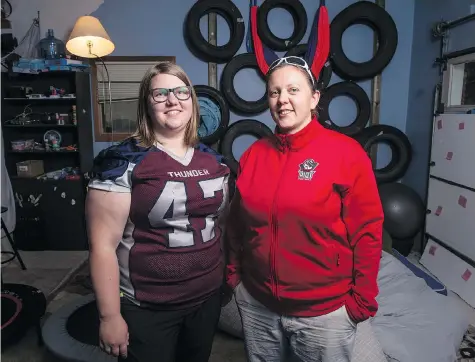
left=1, top=69, right=94, bottom=251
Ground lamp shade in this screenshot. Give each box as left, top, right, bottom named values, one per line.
left=66, top=16, right=115, bottom=58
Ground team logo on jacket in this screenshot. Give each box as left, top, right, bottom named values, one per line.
left=298, top=159, right=319, bottom=181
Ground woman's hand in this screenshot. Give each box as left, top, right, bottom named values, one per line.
left=99, top=314, right=129, bottom=358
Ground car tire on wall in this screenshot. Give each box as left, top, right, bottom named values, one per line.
left=318, top=81, right=371, bottom=136
left=220, top=53, right=269, bottom=115
left=355, top=124, right=412, bottom=184
left=184, top=0, right=245, bottom=63
left=194, top=85, right=230, bottom=145
left=257, top=0, right=308, bottom=51
left=330, top=1, right=398, bottom=81
left=220, top=119, right=274, bottom=174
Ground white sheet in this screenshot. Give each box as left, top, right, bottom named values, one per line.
left=373, top=252, right=472, bottom=362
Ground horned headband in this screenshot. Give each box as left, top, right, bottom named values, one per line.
left=250, top=0, right=330, bottom=79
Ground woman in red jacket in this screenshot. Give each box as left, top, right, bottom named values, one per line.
left=224, top=56, right=384, bottom=362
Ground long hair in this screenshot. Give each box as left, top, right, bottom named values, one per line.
left=132, top=61, right=200, bottom=147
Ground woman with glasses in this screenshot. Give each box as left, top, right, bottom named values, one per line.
left=224, top=56, right=384, bottom=362
left=86, top=62, right=230, bottom=362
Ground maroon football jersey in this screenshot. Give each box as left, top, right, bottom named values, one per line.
left=89, top=138, right=230, bottom=308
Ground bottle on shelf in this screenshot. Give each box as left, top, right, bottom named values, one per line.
left=72, top=105, right=77, bottom=126
left=37, top=29, right=66, bottom=59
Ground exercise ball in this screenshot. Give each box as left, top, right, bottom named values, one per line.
left=378, top=182, right=425, bottom=240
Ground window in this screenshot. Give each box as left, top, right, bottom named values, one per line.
left=442, top=51, right=475, bottom=112
left=91, top=56, right=175, bottom=142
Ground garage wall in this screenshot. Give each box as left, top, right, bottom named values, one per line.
left=8, top=0, right=415, bottom=167
left=404, top=0, right=475, bottom=200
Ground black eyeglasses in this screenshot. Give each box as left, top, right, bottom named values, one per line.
left=150, top=86, right=192, bottom=103
left=268, top=56, right=315, bottom=86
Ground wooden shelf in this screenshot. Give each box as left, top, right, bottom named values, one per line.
left=3, top=97, right=76, bottom=102
left=2, top=70, right=93, bottom=252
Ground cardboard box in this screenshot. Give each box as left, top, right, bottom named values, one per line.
left=16, top=160, right=44, bottom=178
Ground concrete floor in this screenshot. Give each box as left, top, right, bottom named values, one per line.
left=2, top=250, right=473, bottom=362
left=1, top=253, right=247, bottom=362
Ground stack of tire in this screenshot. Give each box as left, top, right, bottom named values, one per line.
left=184, top=0, right=413, bottom=186
left=318, top=2, right=421, bottom=257
left=321, top=1, right=412, bottom=186
left=184, top=0, right=271, bottom=176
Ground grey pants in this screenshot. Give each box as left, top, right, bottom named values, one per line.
left=234, top=282, right=356, bottom=362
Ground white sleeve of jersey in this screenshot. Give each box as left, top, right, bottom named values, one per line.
left=88, top=162, right=135, bottom=193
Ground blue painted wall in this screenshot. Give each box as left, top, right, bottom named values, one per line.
left=404, top=0, right=475, bottom=199
left=90, top=0, right=415, bottom=167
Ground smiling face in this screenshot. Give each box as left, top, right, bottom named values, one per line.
left=148, top=73, right=193, bottom=138
left=267, top=65, right=320, bottom=134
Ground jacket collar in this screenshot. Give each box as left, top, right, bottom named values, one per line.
left=274, top=117, right=322, bottom=152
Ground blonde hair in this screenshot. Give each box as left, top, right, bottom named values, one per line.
left=132, top=61, right=200, bottom=147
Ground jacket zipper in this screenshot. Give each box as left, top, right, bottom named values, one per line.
left=270, top=202, right=279, bottom=298
left=270, top=139, right=290, bottom=300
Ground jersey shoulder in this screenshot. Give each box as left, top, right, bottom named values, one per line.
left=194, top=143, right=226, bottom=164
left=88, top=137, right=150, bottom=192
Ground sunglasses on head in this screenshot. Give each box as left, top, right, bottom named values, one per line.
left=268, top=56, right=315, bottom=86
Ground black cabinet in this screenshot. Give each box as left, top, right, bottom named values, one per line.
left=2, top=70, right=94, bottom=251
left=11, top=178, right=88, bottom=251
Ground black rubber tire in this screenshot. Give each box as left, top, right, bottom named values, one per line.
left=330, top=1, right=398, bottom=81
left=220, top=53, right=268, bottom=115
left=318, top=81, right=370, bottom=136
left=2, top=283, right=46, bottom=351
left=257, top=0, right=307, bottom=51
left=194, top=85, right=230, bottom=145
left=355, top=124, right=412, bottom=184
left=184, top=0, right=245, bottom=63
left=284, top=43, right=333, bottom=90
left=220, top=119, right=274, bottom=174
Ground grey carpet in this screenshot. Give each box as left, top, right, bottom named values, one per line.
left=2, top=251, right=89, bottom=302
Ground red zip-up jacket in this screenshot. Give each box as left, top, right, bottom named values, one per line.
left=225, top=119, right=384, bottom=323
